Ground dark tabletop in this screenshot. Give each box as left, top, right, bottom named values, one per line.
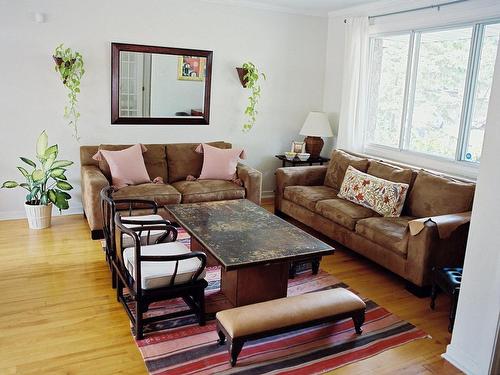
left=166, top=199, right=334, bottom=271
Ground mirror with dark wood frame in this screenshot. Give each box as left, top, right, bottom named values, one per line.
left=111, top=43, right=213, bottom=125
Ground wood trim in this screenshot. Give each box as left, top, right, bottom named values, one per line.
left=110, top=42, right=213, bottom=125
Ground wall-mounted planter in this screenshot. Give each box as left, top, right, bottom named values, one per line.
left=236, top=67, right=248, bottom=88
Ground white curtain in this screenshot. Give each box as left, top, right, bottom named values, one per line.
left=336, top=16, right=370, bottom=152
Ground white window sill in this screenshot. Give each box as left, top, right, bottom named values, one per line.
left=363, top=144, right=479, bottom=182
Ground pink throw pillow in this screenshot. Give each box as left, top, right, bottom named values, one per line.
left=92, top=144, right=151, bottom=189
left=196, top=143, right=246, bottom=180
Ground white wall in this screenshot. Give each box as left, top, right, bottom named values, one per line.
left=442, top=41, right=500, bottom=375
left=0, top=0, right=327, bottom=218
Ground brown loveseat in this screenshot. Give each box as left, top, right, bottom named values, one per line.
left=275, top=149, right=474, bottom=289
left=81, top=141, right=262, bottom=239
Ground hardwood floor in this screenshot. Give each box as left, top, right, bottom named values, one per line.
left=0, top=201, right=462, bottom=374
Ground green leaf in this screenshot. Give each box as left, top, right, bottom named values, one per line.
left=48, top=190, right=57, bottom=204
left=51, top=160, right=73, bottom=168
left=50, top=168, right=66, bottom=178
left=17, top=166, right=29, bottom=178
left=56, top=181, right=73, bottom=191
left=54, top=190, right=70, bottom=211
left=36, top=131, right=48, bottom=159
left=44, top=153, right=56, bottom=170
left=2, top=181, right=18, bottom=188
left=20, top=157, right=36, bottom=168
left=40, top=193, right=48, bottom=205
left=32, top=169, right=45, bottom=182
left=55, top=190, right=71, bottom=200
left=44, top=145, right=58, bottom=159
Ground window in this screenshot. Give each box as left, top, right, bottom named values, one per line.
left=367, top=21, right=500, bottom=163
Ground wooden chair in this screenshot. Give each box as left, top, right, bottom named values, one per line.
left=114, top=213, right=208, bottom=340
left=100, top=186, right=170, bottom=288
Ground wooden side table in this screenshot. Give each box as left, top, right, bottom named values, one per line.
left=275, top=155, right=330, bottom=167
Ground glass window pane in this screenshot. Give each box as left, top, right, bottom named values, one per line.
left=367, top=34, right=410, bottom=148
left=465, top=23, right=500, bottom=162
left=409, top=27, right=472, bottom=158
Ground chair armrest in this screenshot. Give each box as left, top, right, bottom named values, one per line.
left=81, top=165, right=110, bottom=232
left=237, top=163, right=262, bottom=206
left=408, top=212, right=471, bottom=239
left=275, top=166, right=328, bottom=211
left=118, top=217, right=178, bottom=245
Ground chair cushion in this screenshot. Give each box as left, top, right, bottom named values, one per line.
left=338, top=166, right=409, bottom=217
left=406, top=170, right=475, bottom=217
left=120, top=214, right=167, bottom=248
left=315, top=198, right=377, bottom=230
left=324, top=150, right=369, bottom=190
left=283, top=185, right=339, bottom=211
left=166, top=141, right=231, bottom=183
left=216, top=288, right=365, bottom=338
left=172, top=180, right=245, bottom=203
left=123, top=242, right=206, bottom=289
left=112, top=183, right=181, bottom=206
left=355, top=216, right=414, bottom=257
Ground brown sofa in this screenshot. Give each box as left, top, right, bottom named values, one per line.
left=275, top=149, right=475, bottom=289
left=81, top=141, right=262, bottom=239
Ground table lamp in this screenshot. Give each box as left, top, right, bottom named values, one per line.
left=299, top=112, right=333, bottom=159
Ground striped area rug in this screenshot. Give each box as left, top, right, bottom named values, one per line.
left=132, top=229, right=428, bottom=374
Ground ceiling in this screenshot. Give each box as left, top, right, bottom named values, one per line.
left=204, top=0, right=382, bottom=16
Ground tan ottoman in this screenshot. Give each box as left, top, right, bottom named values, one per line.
left=215, top=287, right=366, bottom=366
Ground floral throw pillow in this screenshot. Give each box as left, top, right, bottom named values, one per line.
left=338, top=166, right=409, bottom=217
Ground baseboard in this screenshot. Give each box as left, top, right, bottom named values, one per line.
left=0, top=205, right=83, bottom=221
left=442, top=344, right=481, bottom=375
left=262, top=190, right=275, bottom=199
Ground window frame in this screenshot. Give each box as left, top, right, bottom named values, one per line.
left=365, top=18, right=500, bottom=169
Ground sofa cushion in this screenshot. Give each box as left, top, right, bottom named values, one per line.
left=113, top=183, right=181, bottom=206
left=355, top=216, right=414, bottom=257
left=166, top=141, right=231, bottom=183
left=407, top=170, right=475, bottom=217
left=283, top=185, right=339, bottom=211
left=172, top=180, right=245, bottom=203
left=315, top=198, right=378, bottom=230
left=324, top=150, right=369, bottom=190
left=95, top=144, right=151, bottom=189
left=123, top=242, right=205, bottom=289
left=367, top=160, right=414, bottom=185
left=98, top=144, right=168, bottom=182
left=338, top=166, right=409, bottom=217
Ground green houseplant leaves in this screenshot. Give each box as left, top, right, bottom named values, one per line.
left=1, top=131, right=73, bottom=212
left=53, top=44, right=85, bottom=141
left=240, top=62, right=266, bottom=132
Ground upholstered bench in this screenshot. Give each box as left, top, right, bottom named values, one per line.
left=216, top=288, right=366, bottom=366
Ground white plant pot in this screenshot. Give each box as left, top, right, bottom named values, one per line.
left=24, top=202, right=52, bottom=229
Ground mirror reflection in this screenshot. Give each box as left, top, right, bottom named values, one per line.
left=119, top=51, right=207, bottom=118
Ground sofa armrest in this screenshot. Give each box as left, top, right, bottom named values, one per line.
left=81, top=165, right=110, bottom=233
left=406, top=217, right=470, bottom=286
left=237, top=163, right=262, bottom=206
left=275, top=166, right=328, bottom=211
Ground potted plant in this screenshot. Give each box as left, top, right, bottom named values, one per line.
left=53, top=44, right=85, bottom=140
left=2, top=131, right=74, bottom=229
left=236, top=62, right=266, bottom=132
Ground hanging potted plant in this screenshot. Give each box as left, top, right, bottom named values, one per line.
left=2, top=131, right=74, bottom=229
left=53, top=44, right=85, bottom=140
left=236, top=62, right=266, bottom=132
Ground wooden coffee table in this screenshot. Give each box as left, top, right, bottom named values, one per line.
left=166, top=199, right=334, bottom=307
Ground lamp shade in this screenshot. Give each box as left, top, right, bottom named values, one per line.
left=299, top=112, right=333, bottom=137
